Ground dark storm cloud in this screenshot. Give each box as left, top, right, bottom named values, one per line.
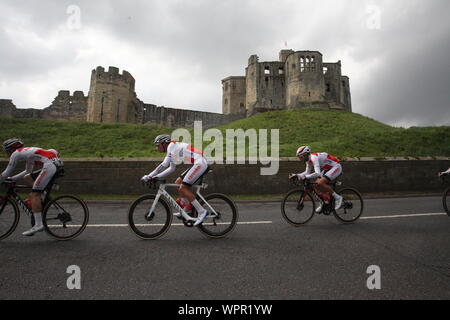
left=0, top=0, right=449, bottom=126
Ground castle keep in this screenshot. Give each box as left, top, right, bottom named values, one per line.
left=222, top=49, right=352, bottom=116
left=0, top=49, right=352, bottom=127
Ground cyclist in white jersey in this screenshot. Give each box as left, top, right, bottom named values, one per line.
left=290, top=146, right=343, bottom=211
left=0, top=138, right=63, bottom=236
left=141, top=135, right=210, bottom=226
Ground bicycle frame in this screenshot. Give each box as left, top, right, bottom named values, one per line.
left=149, top=182, right=219, bottom=222
left=4, top=186, right=35, bottom=218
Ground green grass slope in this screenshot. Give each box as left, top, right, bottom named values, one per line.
left=0, top=118, right=170, bottom=158
left=217, top=109, right=450, bottom=158
left=0, top=109, right=449, bottom=158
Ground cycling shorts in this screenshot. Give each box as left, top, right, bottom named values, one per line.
left=323, top=164, right=342, bottom=182
left=180, top=158, right=209, bottom=186
left=32, top=162, right=57, bottom=192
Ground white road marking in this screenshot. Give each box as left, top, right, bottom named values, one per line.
left=361, top=212, right=447, bottom=220
left=47, top=212, right=448, bottom=228
left=48, top=221, right=273, bottom=228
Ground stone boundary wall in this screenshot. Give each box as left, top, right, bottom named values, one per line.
left=1, top=158, right=449, bottom=196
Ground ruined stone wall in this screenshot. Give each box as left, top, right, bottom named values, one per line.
left=40, top=90, right=88, bottom=121
left=341, top=76, right=352, bottom=112
left=0, top=99, right=15, bottom=118
left=143, top=104, right=243, bottom=129
left=323, top=62, right=343, bottom=109
left=256, top=61, right=285, bottom=112
left=222, top=76, right=246, bottom=115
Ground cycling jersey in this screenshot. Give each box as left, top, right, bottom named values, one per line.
left=148, top=142, right=208, bottom=185
left=301, top=152, right=342, bottom=181
left=0, top=147, right=62, bottom=191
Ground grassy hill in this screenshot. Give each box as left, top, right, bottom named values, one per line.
left=0, top=109, right=449, bottom=158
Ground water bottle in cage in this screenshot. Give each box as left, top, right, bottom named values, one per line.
left=176, top=198, right=192, bottom=213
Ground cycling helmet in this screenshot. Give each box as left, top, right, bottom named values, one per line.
left=154, top=134, right=171, bottom=145
left=3, top=138, right=24, bottom=152
left=296, top=146, right=311, bottom=157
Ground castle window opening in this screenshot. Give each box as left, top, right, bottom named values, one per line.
left=323, top=67, right=328, bottom=74
left=264, top=66, right=270, bottom=75
left=224, top=98, right=228, bottom=105
left=326, top=83, right=331, bottom=92
left=300, top=56, right=305, bottom=72
left=278, top=67, right=284, bottom=75
left=342, top=81, right=346, bottom=88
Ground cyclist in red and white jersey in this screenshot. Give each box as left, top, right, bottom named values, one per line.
left=141, top=135, right=210, bottom=226
left=290, top=146, right=343, bottom=211
left=0, top=138, right=63, bottom=236
left=438, top=168, right=450, bottom=177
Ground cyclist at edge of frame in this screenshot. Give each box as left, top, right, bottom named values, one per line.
left=438, top=168, right=450, bottom=177
left=0, top=138, right=64, bottom=236
left=289, top=146, right=343, bottom=213
left=141, top=135, right=210, bottom=226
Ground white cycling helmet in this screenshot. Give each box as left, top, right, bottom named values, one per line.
left=296, top=146, right=311, bottom=157
left=154, top=134, right=171, bottom=145
left=3, top=138, right=24, bottom=152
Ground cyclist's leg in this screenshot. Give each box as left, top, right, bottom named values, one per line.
left=179, top=160, right=209, bottom=225
left=23, top=164, right=56, bottom=236
left=319, top=165, right=343, bottom=208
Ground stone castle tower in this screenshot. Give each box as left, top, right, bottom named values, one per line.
left=222, top=49, right=352, bottom=116
left=86, top=66, right=142, bottom=123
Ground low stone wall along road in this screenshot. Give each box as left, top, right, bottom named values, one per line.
left=1, top=196, right=449, bottom=300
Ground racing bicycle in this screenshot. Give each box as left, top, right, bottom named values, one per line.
left=128, top=170, right=238, bottom=239
left=0, top=172, right=89, bottom=241
left=281, top=176, right=364, bottom=226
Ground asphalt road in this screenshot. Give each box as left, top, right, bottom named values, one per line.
left=1, top=196, right=449, bottom=300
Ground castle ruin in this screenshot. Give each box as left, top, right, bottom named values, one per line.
left=222, top=49, right=352, bottom=116
left=0, top=49, right=352, bottom=127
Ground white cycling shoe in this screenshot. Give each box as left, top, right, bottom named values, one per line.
left=334, top=195, right=343, bottom=210
left=194, top=210, right=209, bottom=226
left=22, top=224, right=44, bottom=237
left=315, top=203, right=323, bottom=213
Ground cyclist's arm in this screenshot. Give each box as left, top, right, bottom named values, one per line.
left=440, top=168, right=450, bottom=176
left=0, top=152, right=21, bottom=184
left=305, top=157, right=321, bottom=180
left=10, top=160, right=34, bottom=181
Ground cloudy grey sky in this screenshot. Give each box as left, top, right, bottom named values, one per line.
left=1, top=0, right=449, bottom=127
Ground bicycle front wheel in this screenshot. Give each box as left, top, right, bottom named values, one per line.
left=43, top=195, right=89, bottom=240
left=443, top=187, right=450, bottom=216
left=197, top=194, right=238, bottom=238
left=0, top=198, right=20, bottom=240
left=128, top=195, right=172, bottom=240
left=281, top=189, right=315, bottom=226
left=333, top=188, right=364, bottom=223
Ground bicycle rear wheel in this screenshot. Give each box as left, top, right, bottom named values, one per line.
left=443, top=187, right=450, bottom=216
left=281, top=189, right=315, bottom=226
left=43, top=195, right=89, bottom=240
left=333, top=188, right=364, bottom=223
left=197, top=194, right=238, bottom=238
left=0, top=198, right=20, bottom=240
left=128, top=195, right=172, bottom=240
